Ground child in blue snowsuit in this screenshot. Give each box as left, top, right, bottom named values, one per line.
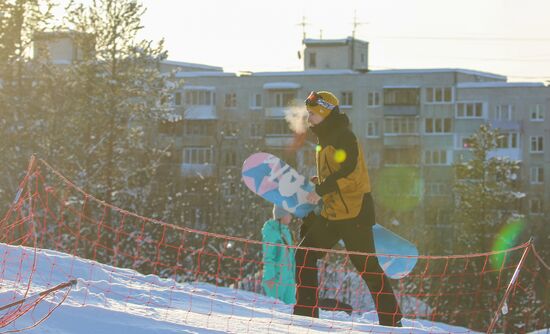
left=261, top=206, right=296, bottom=304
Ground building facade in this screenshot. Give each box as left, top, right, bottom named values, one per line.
left=159, top=38, right=548, bottom=253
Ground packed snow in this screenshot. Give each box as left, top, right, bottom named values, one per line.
left=0, top=243, right=543, bottom=333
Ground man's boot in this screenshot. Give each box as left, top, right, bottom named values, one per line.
left=293, top=296, right=319, bottom=318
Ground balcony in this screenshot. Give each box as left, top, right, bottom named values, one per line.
left=180, top=163, right=215, bottom=178
left=265, top=135, right=294, bottom=148
left=383, top=105, right=419, bottom=116
left=383, top=87, right=420, bottom=116
left=184, top=105, right=217, bottom=120
left=383, top=135, right=420, bottom=146
left=488, top=149, right=522, bottom=161
left=265, top=107, right=292, bottom=118
left=489, top=120, right=522, bottom=131
left=382, top=147, right=421, bottom=166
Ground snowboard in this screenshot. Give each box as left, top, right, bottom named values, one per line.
left=242, top=152, right=418, bottom=279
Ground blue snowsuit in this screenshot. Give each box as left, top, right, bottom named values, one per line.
left=261, top=219, right=296, bottom=304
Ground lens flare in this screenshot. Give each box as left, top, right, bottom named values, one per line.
left=490, top=217, right=525, bottom=270
left=334, top=149, right=347, bottom=163
left=373, top=167, right=423, bottom=212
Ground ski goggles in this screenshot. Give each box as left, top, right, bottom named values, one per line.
left=304, top=91, right=336, bottom=111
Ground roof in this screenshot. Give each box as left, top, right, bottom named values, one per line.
left=383, top=85, right=421, bottom=89
left=368, top=68, right=507, bottom=81
left=263, top=82, right=301, bottom=90
left=252, top=69, right=358, bottom=77
left=162, top=60, right=223, bottom=72
left=303, top=37, right=353, bottom=46
left=457, top=82, right=546, bottom=89
left=182, top=85, right=216, bottom=91
left=175, top=71, right=236, bottom=78
left=302, top=37, right=368, bottom=46
left=33, top=30, right=90, bottom=40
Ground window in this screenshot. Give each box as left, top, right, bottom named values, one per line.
left=530, top=104, right=545, bottom=121
left=224, top=93, right=237, bottom=108
left=221, top=181, right=237, bottom=197
left=383, top=88, right=420, bottom=106
left=366, top=151, right=381, bottom=168
left=456, top=102, right=485, bottom=118
left=530, top=166, right=544, bottom=184
left=425, top=87, right=453, bottom=103
left=265, top=119, right=292, bottom=135
left=250, top=123, right=262, bottom=138
left=189, top=208, right=207, bottom=230
left=530, top=136, right=543, bottom=153
left=165, top=149, right=182, bottom=164
left=455, top=163, right=477, bottom=180
left=496, top=133, right=519, bottom=149
left=495, top=104, right=513, bottom=121
left=274, top=92, right=295, bottom=107
left=366, top=121, right=380, bottom=138
left=184, top=121, right=213, bottom=136
left=456, top=135, right=475, bottom=149
left=159, top=120, right=183, bottom=135
left=250, top=93, right=262, bottom=109
left=384, top=117, right=418, bottom=135
left=425, top=118, right=452, bottom=134
left=185, top=90, right=214, bottom=106
left=529, top=198, right=543, bottom=214
left=174, top=92, right=182, bottom=106
left=224, top=151, right=237, bottom=166
left=223, top=122, right=239, bottom=137
left=424, top=150, right=449, bottom=165
left=309, top=52, right=316, bottom=67
left=386, top=179, right=423, bottom=197
left=384, top=148, right=420, bottom=165
left=426, top=182, right=447, bottom=196
left=183, top=147, right=213, bottom=164
left=341, top=92, right=353, bottom=107
left=367, top=92, right=380, bottom=107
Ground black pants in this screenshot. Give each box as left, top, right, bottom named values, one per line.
left=293, top=194, right=402, bottom=326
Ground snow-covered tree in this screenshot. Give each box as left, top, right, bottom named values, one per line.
left=45, top=0, right=175, bottom=266
left=61, top=0, right=170, bottom=209
left=452, top=123, right=523, bottom=253
left=0, top=0, right=55, bottom=211
left=430, top=123, right=526, bottom=330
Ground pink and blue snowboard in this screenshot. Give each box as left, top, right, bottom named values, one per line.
left=242, top=152, right=418, bottom=279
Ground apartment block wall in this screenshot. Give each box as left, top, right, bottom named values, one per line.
left=165, top=68, right=548, bottom=250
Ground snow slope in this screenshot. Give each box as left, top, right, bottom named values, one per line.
left=0, top=243, right=515, bottom=333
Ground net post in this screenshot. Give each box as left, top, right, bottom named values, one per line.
left=486, top=238, right=533, bottom=334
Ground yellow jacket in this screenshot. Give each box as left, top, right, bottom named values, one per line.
left=312, top=112, right=371, bottom=221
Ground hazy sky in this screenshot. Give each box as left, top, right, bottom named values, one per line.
left=137, top=1, right=548, bottom=82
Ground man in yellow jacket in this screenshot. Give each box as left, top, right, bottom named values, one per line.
left=293, top=91, right=402, bottom=327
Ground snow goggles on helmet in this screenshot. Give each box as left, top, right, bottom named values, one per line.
left=304, top=91, right=336, bottom=111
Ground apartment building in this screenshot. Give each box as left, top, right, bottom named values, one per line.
left=159, top=37, right=548, bottom=249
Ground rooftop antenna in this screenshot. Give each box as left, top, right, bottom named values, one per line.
left=297, top=16, right=310, bottom=41
left=352, top=10, right=368, bottom=39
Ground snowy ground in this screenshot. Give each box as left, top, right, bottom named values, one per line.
left=0, top=243, right=545, bottom=334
